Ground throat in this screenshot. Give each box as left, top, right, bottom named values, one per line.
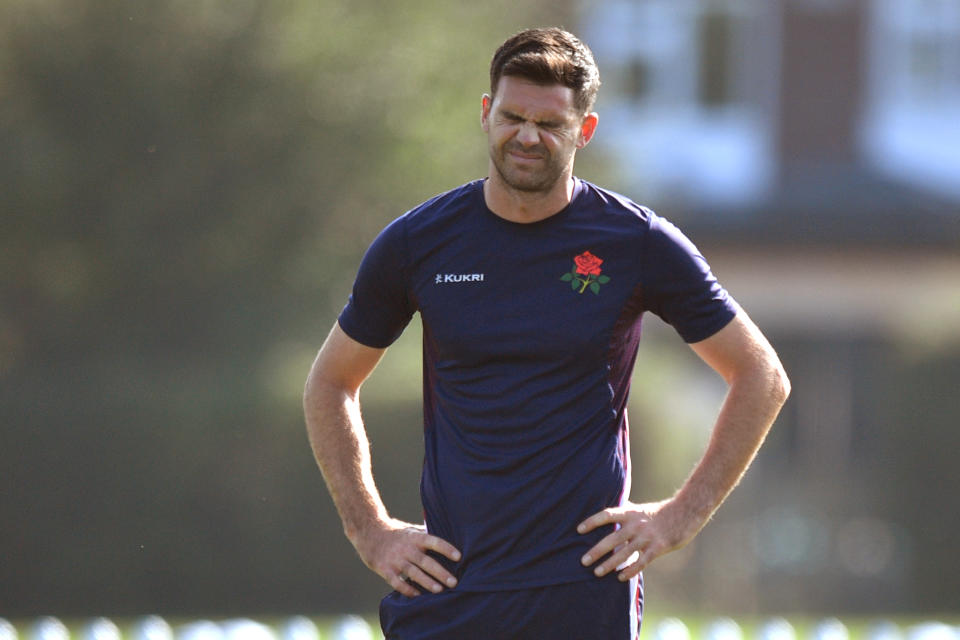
left=483, top=174, right=575, bottom=224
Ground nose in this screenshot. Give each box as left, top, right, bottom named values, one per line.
left=515, top=121, right=540, bottom=147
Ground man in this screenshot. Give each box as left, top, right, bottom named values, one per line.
left=304, top=28, right=790, bottom=639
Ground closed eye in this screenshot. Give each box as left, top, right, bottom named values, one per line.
left=500, top=112, right=563, bottom=130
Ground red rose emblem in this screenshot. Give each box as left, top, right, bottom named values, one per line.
left=561, top=250, right=610, bottom=295
left=573, top=251, right=603, bottom=276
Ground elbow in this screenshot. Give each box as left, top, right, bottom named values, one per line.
left=302, top=364, right=321, bottom=412
left=770, top=360, right=791, bottom=407
left=303, top=361, right=357, bottom=415
left=303, top=360, right=335, bottom=414
left=730, top=347, right=791, bottom=408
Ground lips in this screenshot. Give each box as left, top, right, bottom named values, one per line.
left=507, top=147, right=545, bottom=162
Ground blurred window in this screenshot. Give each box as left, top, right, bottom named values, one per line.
left=860, top=0, right=960, bottom=201
left=584, top=0, right=778, bottom=208
left=698, top=8, right=733, bottom=107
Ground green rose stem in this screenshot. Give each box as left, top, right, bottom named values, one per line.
left=578, top=276, right=593, bottom=293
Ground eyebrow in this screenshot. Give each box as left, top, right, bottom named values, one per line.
left=500, top=109, right=564, bottom=128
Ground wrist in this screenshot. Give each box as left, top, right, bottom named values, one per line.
left=663, top=490, right=715, bottom=540
left=343, top=508, right=393, bottom=548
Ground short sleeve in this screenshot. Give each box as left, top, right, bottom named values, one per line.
left=643, top=215, right=739, bottom=343
left=337, top=217, right=416, bottom=348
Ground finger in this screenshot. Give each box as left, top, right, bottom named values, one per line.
left=596, top=545, right=642, bottom=577
left=415, top=552, right=459, bottom=589
left=618, top=539, right=669, bottom=581
left=580, top=528, right=630, bottom=567
left=404, top=563, right=444, bottom=594
left=617, top=556, right=646, bottom=581
left=422, top=534, right=462, bottom=563
left=617, top=547, right=655, bottom=581
left=389, top=570, right=421, bottom=598
left=577, top=508, right=620, bottom=535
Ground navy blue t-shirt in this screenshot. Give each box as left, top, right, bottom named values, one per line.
left=338, top=178, right=738, bottom=591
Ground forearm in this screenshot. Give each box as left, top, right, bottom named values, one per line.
left=303, top=373, right=389, bottom=544
left=670, top=357, right=790, bottom=532
left=302, top=327, right=460, bottom=596
left=577, top=358, right=789, bottom=579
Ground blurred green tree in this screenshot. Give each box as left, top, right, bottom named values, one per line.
left=0, top=0, right=580, bottom=614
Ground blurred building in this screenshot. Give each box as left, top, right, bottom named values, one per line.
left=581, top=0, right=960, bottom=614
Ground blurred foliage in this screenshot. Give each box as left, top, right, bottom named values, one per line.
left=0, top=0, right=585, bottom=615
left=0, top=0, right=551, bottom=373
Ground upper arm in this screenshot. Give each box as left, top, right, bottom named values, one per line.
left=306, top=322, right=388, bottom=397
left=688, top=311, right=787, bottom=389
left=643, top=215, right=739, bottom=344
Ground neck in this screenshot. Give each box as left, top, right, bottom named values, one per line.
left=483, top=170, right=576, bottom=224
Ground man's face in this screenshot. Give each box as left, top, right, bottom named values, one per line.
left=482, top=76, right=596, bottom=194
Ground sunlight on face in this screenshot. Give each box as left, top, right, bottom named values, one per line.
left=483, top=76, right=587, bottom=194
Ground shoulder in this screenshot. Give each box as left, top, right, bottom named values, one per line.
left=575, top=179, right=719, bottom=279
left=583, top=180, right=699, bottom=238
left=369, top=180, right=484, bottom=254
left=574, top=179, right=657, bottom=231
left=399, top=179, right=485, bottom=230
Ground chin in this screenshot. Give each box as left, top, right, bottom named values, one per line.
left=498, top=166, right=561, bottom=194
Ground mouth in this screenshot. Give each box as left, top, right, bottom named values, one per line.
left=507, top=149, right=545, bottom=163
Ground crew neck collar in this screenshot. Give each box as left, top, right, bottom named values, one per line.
left=478, top=177, right=584, bottom=227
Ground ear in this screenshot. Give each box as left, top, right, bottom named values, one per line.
left=577, top=112, right=599, bottom=149
left=481, top=93, right=493, bottom=133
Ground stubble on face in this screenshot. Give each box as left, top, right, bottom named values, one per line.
left=489, top=137, right=571, bottom=194
left=484, top=79, right=583, bottom=196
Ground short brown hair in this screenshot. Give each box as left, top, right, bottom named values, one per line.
left=490, top=27, right=601, bottom=115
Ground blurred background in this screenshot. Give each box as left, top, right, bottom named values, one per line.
left=2, top=0, right=959, bottom=621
